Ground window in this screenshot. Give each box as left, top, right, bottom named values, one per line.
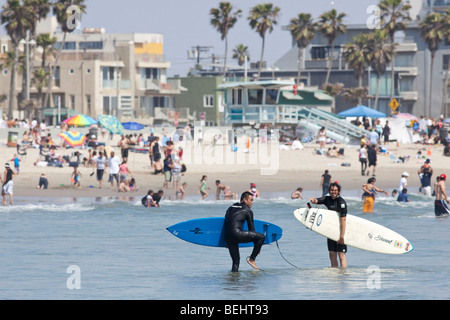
left=55, top=41, right=76, bottom=50
left=231, top=89, right=242, bottom=105
left=79, top=41, right=103, bottom=50
left=265, top=89, right=278, bottom=104
left=69, top=69, right=75, bottom=75
left=140, top=68, right=159, bottom=79
left=70, top=95, right=75, bottom=109
left=311, top=46, right=328, bottom=60
left=444, top=55, right=450, bottom=71
left=248, top=89, right=263, bottom=105
left=86, top=95, right=91, bottom=114
left=203, top=95, right=214, bottom=107
left=2, top=69, right=8, bottom=76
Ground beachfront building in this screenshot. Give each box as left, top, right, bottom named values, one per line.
left=171, top=76, right=225, bottom=126
left=0, top=18, right=184, bottom=124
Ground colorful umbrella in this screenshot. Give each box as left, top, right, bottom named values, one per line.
left=63, top=114, right=97, bottom=127
left=122, top=122, right=145, bottom=131
left=58, top=131, right=87, bottom=147
left=97, top=115, right=124, bottom=135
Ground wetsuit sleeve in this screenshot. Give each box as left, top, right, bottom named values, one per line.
left=246, top=210, right=256, bottom=232
left=338, top=198, right=348, bottom=217
left=316, top=196, right=327, bottom=205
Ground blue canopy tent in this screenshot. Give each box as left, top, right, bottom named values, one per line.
left=338, top=105, right=386, bottom=118
left=122, top=122, right=145, bottom=131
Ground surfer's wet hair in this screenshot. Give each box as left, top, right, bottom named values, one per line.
left=329, top=182, right=341, bottom=193
left=240, top=191, right=253, bottom=202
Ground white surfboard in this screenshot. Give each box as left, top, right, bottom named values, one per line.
left=294, top=208, right=414, bottom=255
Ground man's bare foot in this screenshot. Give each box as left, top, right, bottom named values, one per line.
left=246, top=258, right=259, bottom=271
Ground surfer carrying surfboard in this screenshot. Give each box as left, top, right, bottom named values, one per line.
left=309, top=182, right=348, bottom=268
left=224, top=191, right=265, bottom=272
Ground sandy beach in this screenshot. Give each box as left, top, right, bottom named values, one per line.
left=1, top=128, right=448, bottom=202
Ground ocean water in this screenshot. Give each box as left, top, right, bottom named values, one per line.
left=0, top=190, right=448, bottom=300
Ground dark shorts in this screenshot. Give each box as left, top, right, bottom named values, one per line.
left=435, top=200, right=450, bottom=216
left=327, top=238, right=347, bottom=253
left=96, top=169, right=104, bottom=181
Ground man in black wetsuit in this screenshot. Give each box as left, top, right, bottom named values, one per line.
left=224, top=191, right=265, bottom=272
left=309, top=182, right=347, bottom=268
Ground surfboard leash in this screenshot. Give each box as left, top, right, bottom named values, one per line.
left=275, top=240, right=300, bottom=269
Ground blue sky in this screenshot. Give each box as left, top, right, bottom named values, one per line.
left=1, top=0, right=382, bottom=76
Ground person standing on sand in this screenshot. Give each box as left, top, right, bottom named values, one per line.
left=434, top=174, right=450, bottom=216
left=366, top=144, right=377, bottom=176
left=224, top=191, right=265, bottom=272
left=2, top=163, right=16, bottom=205
left=320, top=170, right=331, bottom=196
left=309, top=182, right=347, bottom=268
left=359, top=143, right=367, bottom=176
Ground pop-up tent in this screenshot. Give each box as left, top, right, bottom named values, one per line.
left=338, top=105, right=386, bottom=118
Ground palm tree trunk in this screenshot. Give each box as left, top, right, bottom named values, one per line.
left=223, top=36, right=228, bottom=77
left=7, top=46, right=19, bottom=120
left=43, top=31, right=67, bottom=109
left=258, top=36, right=265, bottom=79
left=297, top=47, right=303, bottom=86
left=325, top=42, right=334, bottom=84
left=390, top=58, right=395, bottom=101
left=428, top=54, right=435, bottom=117
left=375, top=75, right=381, bottom=109
left=358, top=75, right=363, bottom=106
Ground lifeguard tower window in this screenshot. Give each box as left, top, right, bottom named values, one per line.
left=231, top=89, right=243, bottom=105
left=265, top=89, right=278, bottom=104
left=248, top=89, right=263, bottom=105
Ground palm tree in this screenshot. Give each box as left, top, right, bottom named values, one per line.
left=210, top=2, right=242, bottom=77
left=36, top=33, right=57, bottom=70
left=366, top=29, right=394, bottom=109
left=232, top=43, right=250, bottom=66
left=248, top=3, right=280, bottom=79
left=343, top=33, right=371, bottom=105
left=289, top=13, right=316, bottom=87
left=318, top=9, right=347, bottom=85
left=1, top=0, right=34, bottom=119
left=379, top=0, right=411, bottom=102
left=43, top=0, right=86, bottom=109
left=419, top=12, right=445, bottom=117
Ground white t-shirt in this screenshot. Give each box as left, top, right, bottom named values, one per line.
left=360, top=147, right=367, bottom=159
left=399, top=177, right=407, bottom=192
left=95, top=156, right=106, bottom=170
left=108, top=156, right=121, bottom=174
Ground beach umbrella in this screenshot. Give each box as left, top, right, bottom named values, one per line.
left=63, top=114, right=97, bottom=127
left=97, top=115, right=124, bottom=135
left=58, top=131, right=87, bottom=147
left=338, top=105, right=386, bottom=118
left=122, top=121, right=145, bottom=131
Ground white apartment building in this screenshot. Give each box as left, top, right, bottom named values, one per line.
left=0, top=17, right=184, bottom=124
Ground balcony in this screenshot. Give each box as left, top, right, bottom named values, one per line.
left=139, top=78, right=185, bottom=94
